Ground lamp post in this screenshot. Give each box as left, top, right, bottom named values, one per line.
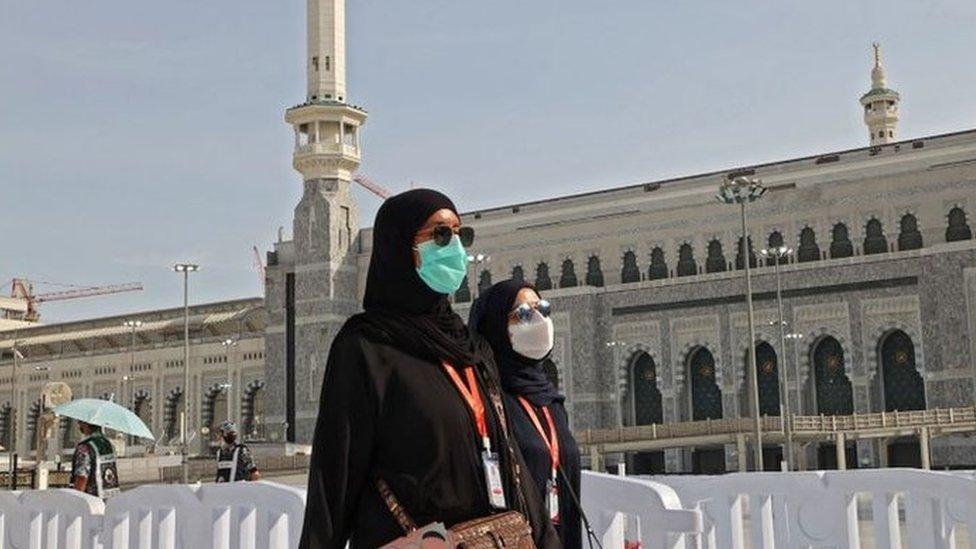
left=122, top=320, right=143, bottom=403
left=9, top=341, right=23, bottom=485
left=717, top=176, right=767, bottom=471
left=467, top=253, right=490, bottom=299
left=221, top=338, right=236, bottom=424
left=173, top=262, right=198, bottom=484
left=785, top=332, right=805, bottom=415
left=760, top=246, right=795, bottom=470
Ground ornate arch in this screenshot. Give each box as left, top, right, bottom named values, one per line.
left=201, top=382, right=228, bottom=430
left=675, top=340, right=722, bottom=387
left=162, top=387, right=184, bottom=442
left=801, top=329, right=854, bottom=385
left=732, top=324, right=780, bottom=391
left=865, top=322, right=925, bottom=380
left=241, top=380, right=266, bottom=436
left=616, top=344, right=665, bottom=399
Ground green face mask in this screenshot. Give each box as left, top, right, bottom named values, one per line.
left=415, top=235, right=468, bottom=294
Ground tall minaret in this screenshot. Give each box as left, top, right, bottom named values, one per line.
left=267, top=0, right=366, bottom=444
left=859, top=42, right=900, bottom=146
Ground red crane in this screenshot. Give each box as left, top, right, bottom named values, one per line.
left=5, top=278, right=144, bottom=323
left=352, top=173, right=394, bottom=200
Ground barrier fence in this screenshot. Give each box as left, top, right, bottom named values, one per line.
left=1, top=469, right=973, bottom=548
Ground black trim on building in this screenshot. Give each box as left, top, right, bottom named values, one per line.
left=285, top=273, right=296, bottom=443
left=611, top=277, right=918, bottom=316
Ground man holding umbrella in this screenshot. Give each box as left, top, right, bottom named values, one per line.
left=54, top=397, right=155, bottom=498
left=70, top=420, right=120, bottom=499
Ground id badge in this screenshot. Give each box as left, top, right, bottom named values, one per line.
left=482, top=450, right=507, bottom=509
left=546, top=478, right=560, bottom=523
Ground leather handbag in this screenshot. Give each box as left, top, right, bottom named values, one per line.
left=377, top=479, right=535, bottom=548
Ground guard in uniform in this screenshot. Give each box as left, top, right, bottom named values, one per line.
left=70, top=421, right=120, bottom=499
left=214, top=420, right=260, bottom=482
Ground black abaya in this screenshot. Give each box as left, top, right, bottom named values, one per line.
left=470, top=279, right=584, bottom=548
left=300, top=189, right=558, bottom=548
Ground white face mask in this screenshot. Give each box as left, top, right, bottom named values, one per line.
left=508, top=313, right=554, bottom=360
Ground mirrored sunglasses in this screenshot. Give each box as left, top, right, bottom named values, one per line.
left=512, top=299, right=552, bottom=323
left=431, top=225, right=475, bottom=248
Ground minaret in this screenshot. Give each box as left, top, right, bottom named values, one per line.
left=859, top=42, right=900, bottom=146
left=266, top=0, right=366, bottom=444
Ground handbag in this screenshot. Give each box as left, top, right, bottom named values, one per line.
left=377, top=478, right=535, bottom=549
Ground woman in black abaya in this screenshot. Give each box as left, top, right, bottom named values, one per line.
left=470, top=280, right=583, bottom=548
left=299, top=189, right=558, bottom=548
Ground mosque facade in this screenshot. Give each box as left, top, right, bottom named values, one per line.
left=263, top=0, right=976, bottom=471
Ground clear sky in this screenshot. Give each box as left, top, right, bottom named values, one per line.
left=3, top=0, right=975, bottom=323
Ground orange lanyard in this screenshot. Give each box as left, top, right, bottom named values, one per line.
left=441, top=362, right=491, bottom=452
left=517, top=396, right=560, bottom=473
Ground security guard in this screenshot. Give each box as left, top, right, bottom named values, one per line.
left=70, top=421, right=120, bottom=499
left=214, top=420, right=260, bottom=482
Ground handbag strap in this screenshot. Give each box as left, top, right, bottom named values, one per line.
left=376, top=479, right=418, bottom=533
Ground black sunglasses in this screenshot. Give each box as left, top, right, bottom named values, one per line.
left=511, top=300, right=552, bottom=323
left=430, top=225, right=475, bottom=248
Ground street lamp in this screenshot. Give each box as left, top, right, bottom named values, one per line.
left=717, top=176, right=767, bottom=471
left=785, top=332, right=805, bottom=416
left=760, top=246, right=795, bottom=470
left=9, top=342, right=24, bottom=485
left=221, top=338, right=236, bottom=424
left=173, top=262, right=198, bottom=484
left=122, top=320, right=143, bottom=405
left=467, top=253, right=491, bottom=299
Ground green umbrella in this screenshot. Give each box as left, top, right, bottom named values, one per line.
left=53, top=398, right=155, bottom=441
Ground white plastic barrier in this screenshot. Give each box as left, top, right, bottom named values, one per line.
left=652, top=468, right=976, bottom=549
left=581, top=471, right=702, bottom=548
left=0, top=481, right=306, bottom=549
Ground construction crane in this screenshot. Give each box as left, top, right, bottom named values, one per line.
left=352, top=173, right=393, bottom=200
left=3, top=278, right=144, bottom=323
left=252, top=245, right=266, bottom=286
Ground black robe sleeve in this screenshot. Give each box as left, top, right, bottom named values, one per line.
left=299, top=329, right=376, bottom=549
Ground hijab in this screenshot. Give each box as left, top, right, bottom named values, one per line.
left=469, top=279, right=562, bottom=406
left=349, top=188, right=482, bottom=365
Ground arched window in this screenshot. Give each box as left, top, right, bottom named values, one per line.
left=688, top=347, right=722, bottom=420
left=632, top=353, right=663, bottom=425
left=797, top=227, right=821, bottom=263
left=705, top=239, right=727, bottom=273
left=946, top=207, right=973, bottom=242
left=535, top=263, right=552, bottom=291
left=813, top=337, right=853, bottom=415
left=863, top=218, right=888, bottom=255
left=735, top=236, right=756, bottom=270
left=585, top=255, right=604, bottom=287
left=676, top=243, right=697, bottom=277
left=511, top=265, right=525, bottom=284
left=620, top=251, right=641, bottom=283
left=880, top=330, right=925, bottom=411
left=163, top=389, right=184, bottom=443
left=559, top=259, right=578, bottom=288
left=478, top=270, right=493, bottom=294
left=648, top=247, right=668, bottom=280
left=830, top=223, right=854, bottom=259
left=766, top=231, right=788, bottom=265
left=454, top=275, right=471, bottom=303
left=241, top=380, right=266, bottom=439
left=898, top=214, right=923, bottom=251
left=752, top=342, right=780, bottom=416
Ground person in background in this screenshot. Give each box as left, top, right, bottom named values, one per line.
left=470, top=279, right=583, bottom=548
left=70, top=421, right=121, bottom=499
left=215, top=420, right=260, bottom=482
left=299, top=189, right=558, bottom=548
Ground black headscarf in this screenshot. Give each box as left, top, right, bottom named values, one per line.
left=469, top=279, right=562, bottom=406
left=349, top=189, right=482, bottom=365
